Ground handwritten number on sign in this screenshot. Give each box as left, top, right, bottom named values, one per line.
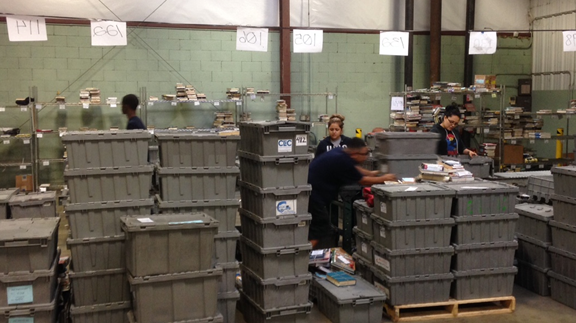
left=7, top=16, right=48, bottom=41
left=295, top=33, right=316, bottom=46
left=379, top=32, right=409, bottom=56
left=381, top=37, right=405, bottom=49
left=563, top=31, right=576, bottom=52
left=238, top=31, right=262, bottom=45
left=16, top=20, right=41, bottom=35
left=91, top=21, right=127, bottom=46
left=93, top=25, right=123, bottom=38
left=236, top=27, right=268, bottom=52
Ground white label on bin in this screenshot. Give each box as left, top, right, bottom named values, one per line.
left=278, top=139, right=293, bottom=153
left=276, top=199, right=297, bottom=215
left=362, top=214, right=368, bottom=224
left=3, top=140, right=9, bottom=145
left=9, top=317, right=34, bottom=323
left=7, top=285, right=33, bottom=304
left=361, top=242, right=368, bottom=254
left=374, top=254, right=391, bottom=272
left=137, top=218, right=154, bottom=223
left=23, top=139, right=30, bottom=144
left=380, top=202, right=387, bottom=214
left=295, top=134, right=308, bottom=146
left=380, top=227, right=386, bottom=238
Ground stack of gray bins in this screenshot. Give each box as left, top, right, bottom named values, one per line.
left=527, top=175, right=554, bottom=204
left=8, top=191, right=57, bottom=219
left=154, top=129, right=241, bottom=323
left=372, top=132, right=440, bottom=179
left=439, top=182, right=519, bottom=300
left=0, top=218, right=61, bottom=322
left=352, top=200, right=375, bottom=284
left=548, top=166, right=576, bottom=309
left=237, top=121, right=314, bottom=323
left=121, top=213, right=223, bottom=323
left=62, top=130, right=154, bottom=323
left=514, top=203, right=554, bottom=295
left=368, top=184, right=456, bottom=306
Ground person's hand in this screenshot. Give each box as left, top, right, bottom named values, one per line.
left=370, top=170, right=380, bottom=177
left=468, top=150, right=478, bottom=157
left=382, top=174, right=397, bottom=182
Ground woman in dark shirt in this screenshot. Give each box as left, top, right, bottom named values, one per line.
left=431, top=104, right=477, bottom=157
left=315, top=114, right=351, bottom=157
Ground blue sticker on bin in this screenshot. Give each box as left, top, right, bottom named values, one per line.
left=9, top=318, right=34, bottom=323
left=7, top=285, right=33, bottom=305
left=169, top=220, right=204, bottom=225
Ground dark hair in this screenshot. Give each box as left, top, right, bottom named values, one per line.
left=347, top=137, right=367, bottom=150
left=444, top=104, right=461, bottom=120
left=122, top=94, right=139, bottom=111
left=328, top=114, right=345, bottom=129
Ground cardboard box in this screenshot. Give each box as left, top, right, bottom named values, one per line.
left=475, top=75, right=496, bottom=89
left=15, top=174, right=34, bottom=192
left=499, top=144, right=524, bottom=165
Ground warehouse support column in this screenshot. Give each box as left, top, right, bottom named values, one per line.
left=404, top=0, right=414, bottom=90
left=280, top=0, right=291, bottom=107
left=430, top=0, right=442, bottom=86
left=464, top=0, right=476, bottom=87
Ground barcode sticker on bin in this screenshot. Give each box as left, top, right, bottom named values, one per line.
left=361, top=242, right=368, bottom=254
left=362, top=214, right=368, bottom=224
left=380, top=202, right=387, bottom=214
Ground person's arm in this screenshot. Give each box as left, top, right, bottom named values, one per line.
left=359, top=173, right=397, bottom=186
left=455, top=129, right=477, bottom=157
left=356, top=166, right=379, bottom=177
left=315, top=140, right=327, bottom=157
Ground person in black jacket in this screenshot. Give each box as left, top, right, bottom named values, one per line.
left=122, top=94, right=146, bottom=130
left=315, top=114, right=351, bottom=157
left=431, top=104, right=477, bottom=157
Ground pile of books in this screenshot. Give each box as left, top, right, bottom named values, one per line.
left=309, top=248, right=356, bottom=276
left=276, top=100, right=296, bottom=121
left=226, top=88, right=241, bottom=100
left=419, top=159, right=474, bottom=182
left=213, top=112, right=235, bottom=128
left=80, top=88, right=100, bottom=104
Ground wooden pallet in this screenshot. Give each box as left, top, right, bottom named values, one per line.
left=384, top=296, right=516, bottom=322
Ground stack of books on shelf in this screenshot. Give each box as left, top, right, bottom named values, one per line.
left=162, top=94, right=176, bottom=101
left=226, top=88, right=241, bottom=100
left=419, top=160, right=474, bottom=182
left=186, top=86, right=197, bottom=100
left=245, top=88, right=255, bottom=96
left=276, top=100, right=296, bottom=121
left=197, top=93, right=207, bottom=100
left=213, top=112, right=235, bottom=128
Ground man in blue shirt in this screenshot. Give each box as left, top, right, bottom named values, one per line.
left=307, top=137, right=396, bottom=249
left=122, top=94, right=146, bottom=130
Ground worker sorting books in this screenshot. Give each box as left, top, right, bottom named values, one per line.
left=307, top=138, right=396, bottom=249
left=431, top=104, right=478, bottom=157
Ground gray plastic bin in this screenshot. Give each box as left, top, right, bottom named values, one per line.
left=238, top=289, right=311, bottom=323
left=527, top=175, right=554, bottom=203
left=0, top=188, right=19, bottom=219
left=311, top=276, right=386, bottom=323
left=238, top=151, right=313, bottom=189
left=0, top=218, right=59, bottom=274
left=371, top=242, right=453, bottom=276
left=158, top=166, right=238, bottom=201
left=452, top=213, right=518, bottom=244
left=352, top=253, right=374, bottom=284
left=70, top=268, right=130, bottom=306
left=515, top=203, right=553, bottom=242
left=239, top=209, right=311, bottom=248
left=552, top=166, right=576, bottom=198
left=550, top=220, right=576, bottom=254
left=371, top=183, right=454, bottom=221
left=157, top=198, right=240, bottom=232
left=218, top=290, right=239, bottom=323
left=70, top=301, right=131, bottom=323
left=65, top=166, right=153, bottom=203
left=371, top=215, right=454, bottom=250
left=354, top=200, right=373, bottom=236
left=372, top=268, right=453, bottom=306
left=0, top=252, right=58, bottom=306
left=442, top=155, right=493, bottom=178
left=362, top=156, right=379, bottom=171
left=155, top=132, right=239, bottom=167
left=516, top=233, right=550, bottom=269
left=353, top=227, right=373, bottom=262
left=374, top=132, right=440, bottom=155
left=437, top=182, right=518, bottom=216
left=215, top=230, right=241, bottom=264
left=240, top=265, right=311, bottom=310
left=549, top=271, right=576, bottom=310
left=452, top=241, right=517, bottom=271
left=239, top=181, right=311, bottom=218
left=551, top=194, right=576, bottom=226
left=239, top=121, right=311, bottom=156
left=451, top=267, right=517, bottom=300
left=549, top=246, right=576, bottom=280
left=62, top=130, right=151, bottom=168
left=9, top=191, right=57, bottom=219
left=67, top=199, right=153, bottom=239
left=0, top=297, right=57, bottom=323
left=239, top=236, right=311, bottom=280
left=129, top=268, right=222, bottom=323
left=121, top=213, right=218, bottom=276
left=376, top=154, right=439, bottom=179
left=67, top=235, right=125, bottom=272
left=515, top=260, right=550, bottom=296
left=219, top=262, right=240, bottom=294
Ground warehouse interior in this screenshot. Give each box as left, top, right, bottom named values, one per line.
left=2, top=1, right=576, bottom=322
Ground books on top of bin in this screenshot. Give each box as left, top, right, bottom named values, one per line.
left=309, top=248, right=331, bottom=266
left=326, top=271, right=357, bottom=287
left=330, top=248, right=356, bottom=274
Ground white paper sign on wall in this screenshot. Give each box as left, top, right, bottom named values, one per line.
left=390, top=96, right=405, bottom=111
left=379, top=32, right=409, bottom=56
left=7, top=16, right=48, bottom=42
left=469, top=32, right=497, bottom=55
left=562, top=31, right=576, bottom=52
left=91, top=21, right=127, bottom=46
left=236, top=27, right=268, bottom=52
left=293, top=29, right=323, bottom=53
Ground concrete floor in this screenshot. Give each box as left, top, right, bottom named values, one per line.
left=56, top=203, right=576, bottom=323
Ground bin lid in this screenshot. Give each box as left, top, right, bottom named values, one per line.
left=352, top=226, right=373, bottom=240
left=353, top=200, right=373, bottom=213
left=155, top=132, right=239, bottom=140
left=371, top=183, right=455, bottom=198
left=375, top=132, right=440, bottom=140
left=0, top=188, right=19, bottom=203
left=128, top=267, right=223, bottom=285
left=61, top=130, right=151, bottom=142
left=312, top=276, right=386, bottom=305
left=441, top=155, right=493, bottom=165
left=370, top=214, right=455, bottom=228
left=64, top=165, right=154, bottom=177
left=372, top=268, right=454, bottom=284
left=240, top=235, right=311, bottom=255
left=157, top=197, right=240, bottom=209
left=515, top=203, right=554, bottom=221
left=371, top=242, right=454, bottom=256
left=121, top=213, right=219, bottom=232
left=436, top=181, right=519, bottom=195
left=70, top=301, right=131, bottom=315
left=66, top=235, right=125, bottom=246
left=157, top=166, right=239, bottom=175
left=452, top=266, right=518, bottom=278
left=65, top=198, right=154, bottom=212
left=551, top=165, right=576, bottom=176
left=238, top=150, right=313, bottom=162
left=528, top=175, right=554, bottom=183
left=239, top=120, right=311, bottom=130
left=515, top=232, right=550, bottom=248
left=452, top=213, right=519, bottom=223
left=453, top=240, right=518, bottom=252
left=0, top=218, right=60, bottom=242
left=0, top=294, right=56, bottom=315
left=241, top=264, right=312, bottom=286
left=69, top=268, right=125, bottom=278
left=8, top=191, right=56, bottom=205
